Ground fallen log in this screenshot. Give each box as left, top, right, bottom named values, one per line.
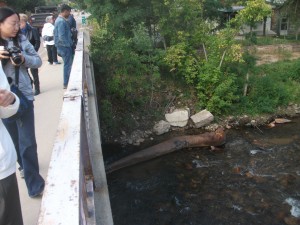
left=106, top=127, right=226, bottom=174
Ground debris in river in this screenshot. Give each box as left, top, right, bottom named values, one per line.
left=267, top=121, right=276, bottom=128
left=106, top=127, right=226, bottom=174
left=275, top=118, right=292, bottom=124
left=268, top=118, right=292, bottom=128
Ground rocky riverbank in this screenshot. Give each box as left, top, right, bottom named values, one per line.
left=106, top=103, right=300, bottom=147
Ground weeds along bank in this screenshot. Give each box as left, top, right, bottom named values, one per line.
left=87, top=22, right=300, bottom=144
left=92, top=55, right=300, bottom=144
left=77, top=0, right=300, bottom=144
left=89, top=25, right=300, bottom=143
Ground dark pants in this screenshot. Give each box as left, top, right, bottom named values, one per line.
left=46, top=44, right=58, bottom=64
left=30, top=68, right=40, bottom=92
left=0, top=173, right=23, bottom=225
left=3, top=101, right=45, bottom=197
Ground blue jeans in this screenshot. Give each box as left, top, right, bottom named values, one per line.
left=57, top=46, right=73, bottom=87
left=3, top=101, right=45, bottom=197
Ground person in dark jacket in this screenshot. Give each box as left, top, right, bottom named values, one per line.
left=19, top=13, right=41, bottom=95
left=68, top=13, right=77, bottom=54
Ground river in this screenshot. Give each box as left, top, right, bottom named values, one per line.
left=104, top=117, right=300, bottom=225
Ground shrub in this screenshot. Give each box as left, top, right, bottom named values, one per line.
left=91, top=20, right=162, bottom=107
left=99, top=99, right=118, bottom=132
left=253, top=60, right=300, bottom=82
left=245, top=32, right=257, bottom=44
left=196, top=66, right=238, bottom=114
left=244, top=73, right=291, bottom=113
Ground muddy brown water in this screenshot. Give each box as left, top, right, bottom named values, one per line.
left=103, top=117, right=300, bottom=225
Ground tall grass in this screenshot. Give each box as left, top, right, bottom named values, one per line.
left=231, top=59, right=300, bottom=115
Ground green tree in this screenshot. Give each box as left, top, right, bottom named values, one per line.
left=86, top=0, right=163, bottom=115
left=45, top=0, right=61, bottom=6
left=3, top=0, right=46, bottom=12
left=281, top=0, right=300, bottom=39
left=82, top=0, right=246, bottom=114
left=200, top=0, right=243, bottom=23
left=235, top=0, right=272, bottom=37
left=161, top=1, right=243, bottom=114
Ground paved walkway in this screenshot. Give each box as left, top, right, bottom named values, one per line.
left=17, top=46, right=64, bottom=225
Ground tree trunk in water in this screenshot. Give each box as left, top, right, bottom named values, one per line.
left=106, top=128, right=226, bottom=174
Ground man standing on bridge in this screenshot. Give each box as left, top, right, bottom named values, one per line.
left=54, top=4, right=74, bottom=89
left=42, top=15, right=61, bottom=65
left=19, top=14, right=41, bottom=95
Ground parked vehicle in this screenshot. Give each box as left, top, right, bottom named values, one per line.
left=29, top=6, right=58, bottom=35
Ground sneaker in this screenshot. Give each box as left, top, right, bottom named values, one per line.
left=19, top=169, right=24, bottom=179
left=29, top=187, right=44, bottom=198
left=63, top=85, right=67, bottom=89
left=48, top=62, right=53, bottom=65
left=54, top=61, right=61, bottom=65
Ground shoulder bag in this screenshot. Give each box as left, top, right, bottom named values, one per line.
left=3, top=66, right=32, bottom=123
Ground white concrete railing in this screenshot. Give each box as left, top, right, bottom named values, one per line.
left=38, top=32, right=114, bottom=225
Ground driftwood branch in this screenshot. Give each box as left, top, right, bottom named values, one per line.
left=203, top=43, right=208, bottom=61
left=164, top=95, right=176, bottom=114
left=106, top=128, right=226, bottom=174
left=219, top=49, right=227, bottom=68
left=243, top=73, right=249, bottom=96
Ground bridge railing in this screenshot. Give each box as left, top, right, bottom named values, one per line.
left=38, top=31, right=114, bottom=225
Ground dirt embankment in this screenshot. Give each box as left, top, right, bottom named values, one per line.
left=248, top=43, right=300, bottom=65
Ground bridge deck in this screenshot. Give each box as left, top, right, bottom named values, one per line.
left=17, top=45, right=65, bottom=225
left=17, top=14, right=113, bottom=224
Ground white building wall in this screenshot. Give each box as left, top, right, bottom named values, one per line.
left=239, top=17, right=276, bottom=35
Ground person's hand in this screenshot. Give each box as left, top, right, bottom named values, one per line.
left=0, top=89, right=15, bottom=107
left=0, top=48, right=10, bottom=60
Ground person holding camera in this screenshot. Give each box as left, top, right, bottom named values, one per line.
left=19, top=13, right=41, bottom=96
left=0, top=62, right=23, bottom=225
left=0, top=7, right=45, bottom=198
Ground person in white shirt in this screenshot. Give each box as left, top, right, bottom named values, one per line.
left=42, top=15, right=60, bottom=65
left=0, top=60, right=22, bottom=224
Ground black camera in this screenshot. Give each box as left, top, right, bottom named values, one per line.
left=5, top=46, right=22, bottom=65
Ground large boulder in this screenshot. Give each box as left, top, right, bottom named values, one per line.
left=165, top=108, right=190, bottom=127
left=191, top=109, right=214, bottom=128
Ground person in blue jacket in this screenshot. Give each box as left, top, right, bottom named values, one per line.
left=0, top=7, right=45, bottom=198
left=0, top=62, right=22, bottom=225
left=54, top=4, right=74, bottom=89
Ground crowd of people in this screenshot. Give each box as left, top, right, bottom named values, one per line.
left=0, top=4, right=77, bottom=224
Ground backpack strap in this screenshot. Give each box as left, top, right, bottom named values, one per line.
left=15, top=66, right=20, bottom=88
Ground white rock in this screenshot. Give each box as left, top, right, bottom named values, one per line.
left=285, top=198, right=300, bottom=218
left=153, top=120, right=171, bottom=135
left=165, top=108, right=189, bottom=127
left=190, top=109, right=214, bottom=128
